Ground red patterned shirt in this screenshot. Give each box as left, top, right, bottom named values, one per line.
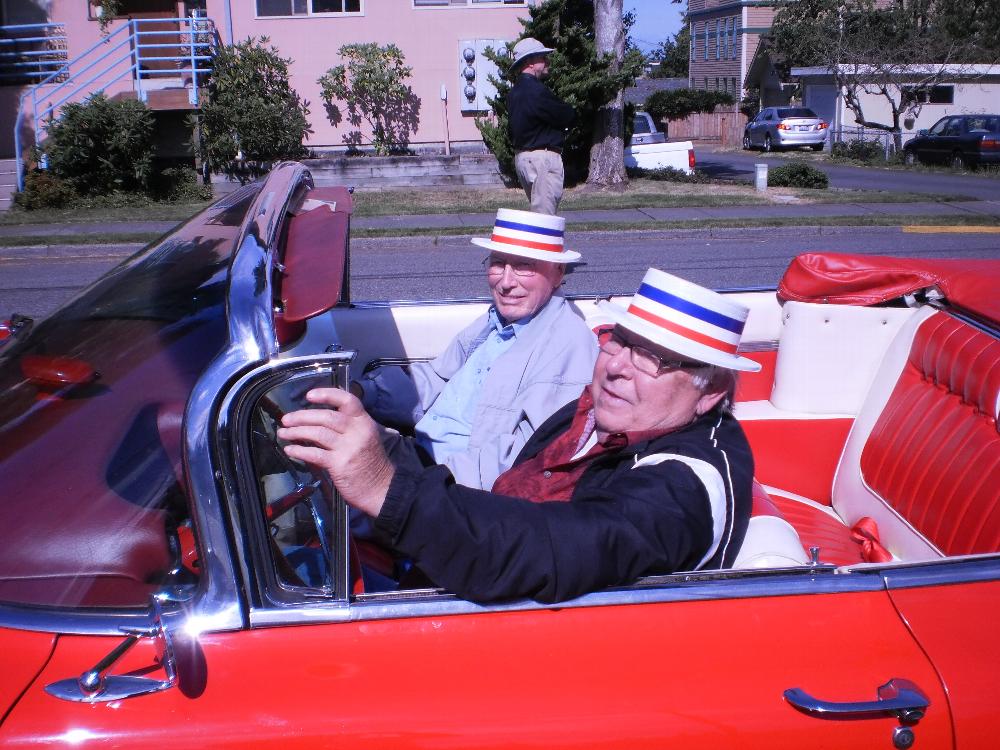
left=492, top=389, right=671, bottom=502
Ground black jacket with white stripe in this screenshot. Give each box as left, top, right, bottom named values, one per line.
left=375, top=401, right=753, bottom=604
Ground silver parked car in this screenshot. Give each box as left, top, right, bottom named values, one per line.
left=744, top=107, right=829, bottom=152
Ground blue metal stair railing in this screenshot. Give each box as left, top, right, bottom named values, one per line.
left=13, top=15, right=217, bottom=191
left=0, top=22, right=68, bottom=84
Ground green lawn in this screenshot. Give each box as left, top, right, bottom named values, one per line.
left=1, top=174, right=950, bottom=228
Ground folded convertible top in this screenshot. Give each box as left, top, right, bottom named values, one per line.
left=778, top=252, right=1000, bottom=323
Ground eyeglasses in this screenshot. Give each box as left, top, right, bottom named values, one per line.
left=483, top=256, right=539, bottom=278
left=597, top=327, right=702, bottom=376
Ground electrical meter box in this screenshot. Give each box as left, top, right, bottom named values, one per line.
left=458, top=39, right=507, bottom=113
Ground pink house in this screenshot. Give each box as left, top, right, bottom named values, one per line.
left=2, top=1, right=534, bottom=167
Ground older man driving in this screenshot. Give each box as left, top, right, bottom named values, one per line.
left=352, top=208, right=596, bottom=491
left=279, top=269, right=760, bottom=603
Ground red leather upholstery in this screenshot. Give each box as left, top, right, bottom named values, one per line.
left=735, top=349, right=778, bottom=402
left=860, top=314, right=1000, bottom=556
left=767, top=492, right=863, bottom=566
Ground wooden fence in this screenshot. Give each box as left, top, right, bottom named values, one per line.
left=663, top=106, right=748, bottom=147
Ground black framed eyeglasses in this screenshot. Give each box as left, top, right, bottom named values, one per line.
left=596, top=327, right=702, bottom=376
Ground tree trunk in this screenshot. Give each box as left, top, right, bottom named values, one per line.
left=587, top=0, right=627, bottom=188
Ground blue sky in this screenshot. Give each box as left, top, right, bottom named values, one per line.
left=625, top=0, right=685, bottom=53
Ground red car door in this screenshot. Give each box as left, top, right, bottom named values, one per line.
left=2, top=571, right=954, bottom=749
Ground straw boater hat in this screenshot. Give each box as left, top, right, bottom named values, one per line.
left=471, top=208, right=581, bottom=263
left=599, top=268, right=761, bottom=372
left=510, top=37, right=554, bottom=71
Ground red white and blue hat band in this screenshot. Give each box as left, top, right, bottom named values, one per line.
left=471, top=208, right=581, bottom=262
left=628, top=282, right=745, bottom=356
left=599, top=268, right=760, bottom=372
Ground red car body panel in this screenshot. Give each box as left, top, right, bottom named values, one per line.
left=3, top=591, right=951, bottom=748
left=890, top=579, right=1000, bottom=750
left=0, top=628, right=55, bottom=718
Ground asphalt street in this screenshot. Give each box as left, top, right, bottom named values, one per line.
left=4, top=225, right=999, bottom=321
left=697, top=149, right=1000, bottom=201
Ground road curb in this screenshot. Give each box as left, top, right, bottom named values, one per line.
left=0, top=243, right=142, bottom=261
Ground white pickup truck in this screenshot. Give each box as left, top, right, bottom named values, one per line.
left=624, top=111, right=695, bottom=174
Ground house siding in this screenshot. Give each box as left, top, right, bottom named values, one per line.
left=6, top=0, right=531, bottom=156
left=689, top=0, right=776, bottom=96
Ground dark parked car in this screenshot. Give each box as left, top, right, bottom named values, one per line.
left=743, top=107, right=828, bottom=152
left=903, top=114, right=1000, bottom=169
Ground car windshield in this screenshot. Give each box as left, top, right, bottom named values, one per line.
left=0, top=185, right=259, bottom=611
left=633, top=116, right=652, bottom=134
left=777, top=108, right=817, bottom=119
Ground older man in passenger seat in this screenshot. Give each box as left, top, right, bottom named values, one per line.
left=350, top=208, right=596, bottom=490
left=280, top=269, right=760, bottom=603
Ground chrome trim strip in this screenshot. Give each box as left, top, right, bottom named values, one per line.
left=881, top=556, right=1000, bottom=590
left=179, top=162, right=313, bottom=635
left=0, top=606, right=156, bottom=636
left=240, top=566, right=885, bottom=628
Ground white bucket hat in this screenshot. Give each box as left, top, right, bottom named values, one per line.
left=471, top=208, right=581, bottom=263
left=511, top=37, right=554, bottom=71
left=598, top=268, right=761, bottom=372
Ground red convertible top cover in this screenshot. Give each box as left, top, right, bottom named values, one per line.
left=779, top=252, right=1000, bottom=323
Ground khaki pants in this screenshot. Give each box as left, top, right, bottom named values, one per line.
left=514, top=149, right=565, bottom=215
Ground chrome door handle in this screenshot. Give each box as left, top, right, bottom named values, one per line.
left=784, top=678, right=929, bottom=724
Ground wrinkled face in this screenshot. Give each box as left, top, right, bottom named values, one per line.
left=589, top=327, right=724, bottom=437
left=486, top=252, right=564, bottom=322
left=522, top=55, right=550, bottom=78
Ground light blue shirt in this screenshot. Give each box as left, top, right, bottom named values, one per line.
left=414, top=307, right=531, bottom=461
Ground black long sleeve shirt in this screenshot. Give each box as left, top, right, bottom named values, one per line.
left=507, top=73, right=576, bottom=151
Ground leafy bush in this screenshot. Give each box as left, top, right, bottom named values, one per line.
left=626, top=165, right=708, bottom=183
left=318, top=43, right=418, bottom=155
left=644, top=89, right=735, bottom=123
left=767, top=162, right=829, bottom=189
left=830, top=139, right=884, bottom=163
left=44, top=92, right=155, bottom=195
left=148, top=166, right=214, bottom=203
left=199, top=37, right=311, bottom=183
left=13, top=171, right=77, bottom=210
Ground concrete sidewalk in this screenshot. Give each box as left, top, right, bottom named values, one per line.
left=2, top=199, right=999, bottom=260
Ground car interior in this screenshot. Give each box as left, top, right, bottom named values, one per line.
left=263, top=187, right=1000, bottom=599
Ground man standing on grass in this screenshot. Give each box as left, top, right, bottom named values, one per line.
left=507, top=37, right=575, bottom=215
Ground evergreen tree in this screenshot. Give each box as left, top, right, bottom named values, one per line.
left=650, top=24, right=690, bottom=79
left=476, top=0, right=641, bottom=184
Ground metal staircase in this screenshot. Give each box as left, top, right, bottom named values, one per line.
left=12, top=15, right=217, bottom=192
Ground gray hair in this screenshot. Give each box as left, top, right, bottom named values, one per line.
left=689, top=365, right=738, bottom=415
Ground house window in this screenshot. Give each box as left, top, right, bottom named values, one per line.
left=715, top=19, right=721, bottom=60
left=414, top=0, right=525, bottom=5
left=902, top=84, right=955, bottom=105
left=731, top=18, right=738, bottom=59
left=256, top=0, right=361, bottom=16
left=690, top=22, right=694, bottom=61
left=703, top=23, right=708, bottom=60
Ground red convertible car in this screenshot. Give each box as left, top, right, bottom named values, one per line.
left=1, top=162, right=997, bottom=748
